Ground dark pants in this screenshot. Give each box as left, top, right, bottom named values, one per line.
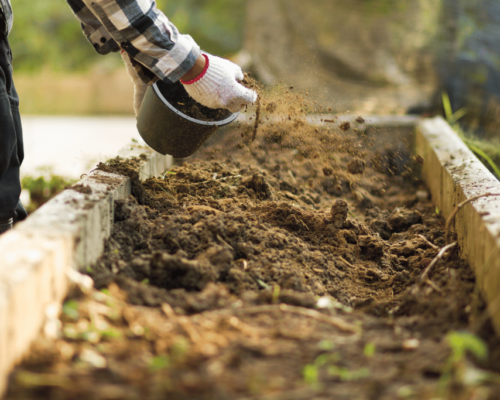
left=0, top=22, right=23, bottom=220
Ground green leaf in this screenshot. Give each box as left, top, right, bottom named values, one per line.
left=442, top=92, right=454, bottom=122
left=447, top=331, right=488, bottom=361
left=451, top=107, right=468, bottom=124
left=315, top=354, right=329, bottom=367
left=318, top=340, right=335, bottom=351
left=441, top=91, right=468, bottom=124
left=149, top=355, right=170, bottom=371
left=272, top=284, right=281, bottom=304
left=62, top=300, right=79, bottom=320
left=101, top=328, right=123, bottom=340
left=303, top=364, right=318, bottom=384
left=364, top=343, right=376, bottom=358
left=465, top=142, right=500, bottom=178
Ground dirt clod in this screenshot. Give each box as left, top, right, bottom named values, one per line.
left=339, top=121, right=351, bottom=131
left=322, top=166, right=334, bottom=176
left=70, top=183, right=92, bottom=195
left=330, top=199, right=349, bottom=228
left=347, top=157, right=366, bottom=174
left=389, top=207, right=423, bottom=232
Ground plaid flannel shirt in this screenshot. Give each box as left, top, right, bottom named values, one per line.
left=66, top=0, right=201, bottom=84
left=0, top=0, right=13, bottom=36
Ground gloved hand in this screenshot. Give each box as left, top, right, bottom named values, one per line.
left=121, top=51, right=148, bottom=116
left=181, top=54, right=257, bottom=113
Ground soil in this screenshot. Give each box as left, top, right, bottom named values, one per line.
left=6, top=102, right=500, bottom=400
left=155, top=79, right=232, bottom=122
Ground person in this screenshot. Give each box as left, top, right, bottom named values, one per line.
left=67, top=0, right=258, bottom=115
left=0, top=0, right=257, bottom=234
left=0, top=0, right=27, bottom=234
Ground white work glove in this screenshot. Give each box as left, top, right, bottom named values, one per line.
left=181, top=53, right=257, bottom=113
left=121, top=51, right=148, bottom=116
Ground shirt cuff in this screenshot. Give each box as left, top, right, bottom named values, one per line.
left=152, top=34, right=202, bottom=83
left=88, top=25, right=120, bottom=55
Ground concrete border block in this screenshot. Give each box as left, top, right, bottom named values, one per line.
left=416, top=116, right=500, bottom=333
left=0, top=145, right=171, bottom=396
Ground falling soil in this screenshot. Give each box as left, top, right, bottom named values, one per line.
left=7, top=96, right=500, bottom=400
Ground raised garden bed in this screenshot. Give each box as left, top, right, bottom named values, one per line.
left=2, top=115, right=500, bottom=399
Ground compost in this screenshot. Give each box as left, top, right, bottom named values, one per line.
left=7, top=93, right=500, bottom=399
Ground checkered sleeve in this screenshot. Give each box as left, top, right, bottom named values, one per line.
left=67, top=0, right=120, bottom=55
left=70, top=0, right=201, bottom=84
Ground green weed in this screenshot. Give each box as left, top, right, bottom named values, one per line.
left=149, top=355, right=170, bottom=372
left=442, top=92, right=500, bottom=179
left=21, top=168, right=76, bottom=213
left=438, top=331, right=488, bottom=395
left=303, top=344, right=370, bottom=389
left=272, top=284, right=281, bottom=304
left=62, top=300, right=80, bottom=321
left=364, top=343, right=376, bottom=358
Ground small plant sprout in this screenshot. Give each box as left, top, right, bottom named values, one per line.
left=101, top=328, right=123, bottom=340
left=303, top=364, right=319, bottom=386
left=272, top=284, right=281, bottom=304
left=161, top=170, right=177, bottom=179
left=435, top=206, right=440, bottom=216
left=318, top=340, right=335, bottom=351
left=62, top=300, right=80, bottom=321
left=439, top=331, right=489, bottom=394
left=304, top=348, right=368, bottom=388
left=171, top=336, right=190, bottom=364
left=149, top=355, right=170, bottom=372
left=364, top=343, right=376, bottom=358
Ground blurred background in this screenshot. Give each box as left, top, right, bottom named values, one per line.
left=10, top=0, right=500, bottom=209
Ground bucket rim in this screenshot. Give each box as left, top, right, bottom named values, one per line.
left=152, top=83, right=240, bottom=126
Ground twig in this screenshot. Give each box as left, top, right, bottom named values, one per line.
left=420, top=242, right=457, bottom=283
left=203, top=304, right=360, bottom=333
left=216, top=234, right=234, bottom=250
left=425, top=279, right=443, bottom=293
left=445, top=193, right=500, bottom=244
left=418, top=234, right=439, bottom=251
left=251, top=97, right=261, bottom=142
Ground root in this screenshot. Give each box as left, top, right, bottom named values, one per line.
left=425, top=278, right=443, bottom=293
left=445, top=193, right=500, bottom=244
left=420, top=242, right=457, bottom=284
left=417, top=234, right=439, bottom=250
left=203, top=304, right=360, bottom=334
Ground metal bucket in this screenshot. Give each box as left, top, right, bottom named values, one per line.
left=136, top=80, right=239, bottom=158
